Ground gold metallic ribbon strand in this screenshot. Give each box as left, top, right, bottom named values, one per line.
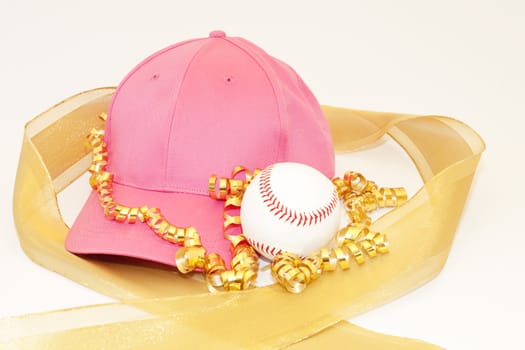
left=6, top=88, right=484, bottom=349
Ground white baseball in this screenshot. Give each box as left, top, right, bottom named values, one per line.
left=240, top=162, right=342, bottom=260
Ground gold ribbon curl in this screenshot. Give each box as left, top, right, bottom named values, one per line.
left=5, top=88, right=484, bottom=349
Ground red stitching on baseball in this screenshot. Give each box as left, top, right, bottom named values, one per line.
left=246, top=236, right=284, bottom=258
left=258, top=165, right=339, bottom=227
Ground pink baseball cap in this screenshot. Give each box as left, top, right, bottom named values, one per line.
left=66, top=30, right=334, bottom=267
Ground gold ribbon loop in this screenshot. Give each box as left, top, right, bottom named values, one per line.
left=8, top=89, right=484, bottom=349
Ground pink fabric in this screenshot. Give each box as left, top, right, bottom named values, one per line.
left=66, top=183, right=228, bottom=266
left=66, top=31, right=335, bottom=267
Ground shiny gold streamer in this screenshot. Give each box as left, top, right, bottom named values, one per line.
left=6, top=88, right=484, bottom=349
left=207, top=166, right=261, bottom=291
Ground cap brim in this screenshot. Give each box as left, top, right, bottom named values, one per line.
left=66, top=182, right=231, bottom=268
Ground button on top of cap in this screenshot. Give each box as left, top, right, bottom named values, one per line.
left=209, top=30, right=226, bottom=38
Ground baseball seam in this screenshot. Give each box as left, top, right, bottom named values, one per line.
left=245, top=236, right=283, bottom=258
left=258, top=165, right=339, bottom=227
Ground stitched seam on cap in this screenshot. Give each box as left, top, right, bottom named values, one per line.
left=222, top=37, right=283, bottom=165
left=163, top=39, right=213, bottom=184
left=112, top=178, right=209, bottom=195
left=105, top=38, right=203, bottom=156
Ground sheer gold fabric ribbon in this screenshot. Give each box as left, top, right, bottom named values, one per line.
left=4, top=87, right=484, bottom=349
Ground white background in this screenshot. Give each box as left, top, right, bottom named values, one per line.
left=1, top=1, right=524, bottom=348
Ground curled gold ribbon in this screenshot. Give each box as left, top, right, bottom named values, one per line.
left=207, top=166, right=261, bottom=291
left=7, top=88, right=484, bottom=349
